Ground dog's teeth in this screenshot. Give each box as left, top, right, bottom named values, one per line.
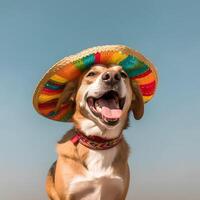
left=103, top=116, right=108, bottom=122
left=96, top=106, right=102, bottom=112
left=110, top=118, right=117, bottom=122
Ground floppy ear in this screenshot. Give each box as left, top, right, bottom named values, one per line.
left=55, top=81, right=78, bottom=112
left=131, top=81, right=144, bottom=120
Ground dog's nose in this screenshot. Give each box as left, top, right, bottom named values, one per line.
left=102, top=71, right=121, bottom=84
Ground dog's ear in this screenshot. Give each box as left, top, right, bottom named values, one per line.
left=55, top=81, right=78, bottom=112
left=131, top=81, right=144, bottom=120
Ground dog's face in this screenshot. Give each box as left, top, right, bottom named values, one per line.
left=75, top=64, right=132, bottom=126
left=71, top=64, right=144, bottom=138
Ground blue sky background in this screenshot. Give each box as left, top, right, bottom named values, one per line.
left=0, top=0, right=200, bottom=199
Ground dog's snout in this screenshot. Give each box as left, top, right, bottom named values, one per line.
left=102, top=72, right=111, bottom=81
left=102, top=71, right=121, bottom=85
left=114, top=72, right=121, bottom=81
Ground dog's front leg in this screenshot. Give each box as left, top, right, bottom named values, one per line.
left=46, top=165, right=60, bottom=200
left=120, top=164, right=130, bottom=200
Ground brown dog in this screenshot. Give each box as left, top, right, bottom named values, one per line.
left=45, top=64, right=144, bottom=200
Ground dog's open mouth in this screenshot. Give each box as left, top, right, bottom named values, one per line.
left=87, top=91, right=125, bottom=126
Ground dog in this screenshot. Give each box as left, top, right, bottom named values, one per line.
left=45, top=64, right=144, bottom=200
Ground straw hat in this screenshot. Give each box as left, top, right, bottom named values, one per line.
left=33, top=45, right=158, bottom=122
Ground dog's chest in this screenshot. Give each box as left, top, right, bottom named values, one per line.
left=86, top=147, right=117, bottom=176
left=69, top=147, right=124, bottom=200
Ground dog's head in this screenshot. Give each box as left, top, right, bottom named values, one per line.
left=61, top=64, right=144, bottom=138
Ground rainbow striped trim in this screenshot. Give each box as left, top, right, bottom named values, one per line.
left=33, top=45, right=158, bottom=122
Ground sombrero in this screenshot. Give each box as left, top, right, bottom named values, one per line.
left=33, top=45, right=158, bottom=122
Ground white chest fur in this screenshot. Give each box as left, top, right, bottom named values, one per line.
left=86, top=147, right=117, bottom=177
left=69, top=147, right=124, bottom=200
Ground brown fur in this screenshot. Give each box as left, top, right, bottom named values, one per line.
left=46, top=64, right=144, bottom=200
left=130, top=81, right=144, bottom=120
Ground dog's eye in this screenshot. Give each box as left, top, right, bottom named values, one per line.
left=87, top=71, right=96, bottom=77
left=120, top=71, right=128, bottom=78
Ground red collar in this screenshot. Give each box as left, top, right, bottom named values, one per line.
left=70, top=131, right=122, bottom=150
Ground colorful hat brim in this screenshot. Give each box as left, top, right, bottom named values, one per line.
left=33, top=45, right=158, bottom=122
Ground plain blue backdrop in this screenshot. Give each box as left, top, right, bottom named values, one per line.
left=0, top=0, right=200, bottom=199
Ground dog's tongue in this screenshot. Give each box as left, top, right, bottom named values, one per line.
left=97, top=98, right=122, bottom=119
left=101, top=107, right=122, bottom=119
